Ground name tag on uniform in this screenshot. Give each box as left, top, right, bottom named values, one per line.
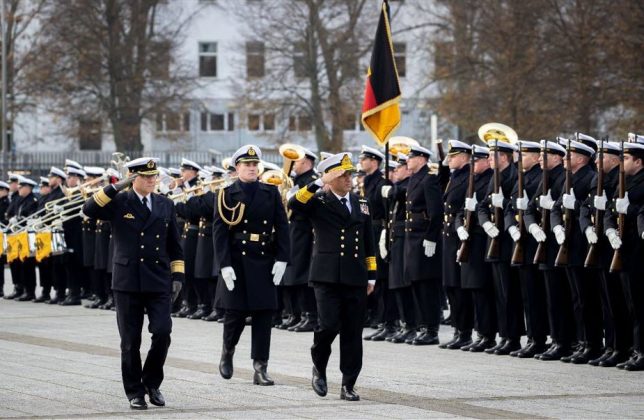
left=360, top=202, right=369, bottom=215
left=123, top=213, right=135, bottom=219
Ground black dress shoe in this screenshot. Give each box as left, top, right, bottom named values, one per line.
left=588, top=348, right=613, bottom=366
left=278, top=314, right=301, bottom=330
left=470, top=337, right=497, bottom=352
left=292, top=314, right=318, bottom=332
left=145, top=387, right=165, bottom=406
left=85, top=299, right=106, bottom=309
left=311, top=366, right=327, bottom=396
left=60, top=296, right=82, bottom=306
left=461, top=335, right=482, bottom=351
left=99, top=296, right=114, bottom=310
left=412, top=328, right=439, bottom=345
left=516, top=342, right=547, bottom=359
left=622, top=352, right=644, bottom=371
left=129, top=396, right=147, bottom=410
left=447, top=332, right=472, bottom=350
left=46, top=296, right=61, bottom=305
left=253, top=360, right=274, bottom=386
left=560, top=347, right=583, bottom=363
left=203, top=310, right=224, bottom=322
left=4, top=289, right=22, bottom=300
left=340, top=385, right=360, bottom=401
left=390, top=328, right=417, bottom=344
left=439, top=330, right=460, bottom=349
left=494, top=339, right=521, bottom=355
left=370, top=325, right=397, bottom=341
left=441, top=315, right=451, bottom=326
left=16, top=293, right=36, bottom=302
left=187, top=306, right=208, bottom=320
left=599, top=350, right=630, bottom=367
left=172, top=305, right=195, bottom=318
left=539, top=344, right=572, bottom=361
left=219, top=346, right=234, bottom=379
left=33, top=294, right=50, bottom=303
left=485, top=338, right=507, bottom=354
left=571, top=347, right=603, bottom=365
left=363, top=325, right=384, bottom=341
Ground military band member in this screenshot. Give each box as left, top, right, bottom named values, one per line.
left=605, top=141, right=644, bottom=371
left=551, top=140, right=602, bottom=364
left=42, top=167, right=68, bottom=304
left=0, top=181, right=11, bottom=298
left=477, top=140, right=525, bottom=355
left=8, top=176, right=39, bottom=301
left=82, top=157, right=184, bottom=409
left=457, top=146, right=496, bottom=351
left=440, top=140, right=474, bottom=350
left=381, top=154, right=416, bottom=343
left=82, top=167, right=105, bottom=305
left=214, top=145, right=289, bottom=386
left=282, top=148, right=319, bottom=332
left=524, top=140, right=576, bottom=361
left=33, top=177, right=54, bottom=302
left=174, top=159, right=204, bottom=318
left=4, top=173, right=22, bottom=299
left=288, top=152, right=376, bottom=401
left=579, top=141, right=630, bottom=366
left=505, top=141, right=549, bottom=358
left=404, top=144, right=443, bottom=345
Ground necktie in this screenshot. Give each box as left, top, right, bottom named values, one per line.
left=142, top=196, right=151, bottom=216
left=340, top=197, right=351, bottom=214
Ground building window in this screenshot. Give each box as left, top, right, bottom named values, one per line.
left=199, top=42, right=217, bottom=77
left=156, top=112, right=190, bottom=132
left=264, top=113, right=275, bottom=131
left=393, top=42, right=406, bottom=78
left=288, top=115, right=312, bottom=131
left=248, top=114, right=261, bottom=131
left=165, top=113, right=180, bottom=132
left=79, top=120, right=101, bottom=150
left=200, top=112, right=208, bottom=131
left=246, top=41, right=265, bottom=78
left=293, top=42, right=307, bottom=78
left=210, top=113, right=225, bottom=130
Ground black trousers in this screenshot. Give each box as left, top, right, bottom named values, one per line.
left=543, top=268, right=576, bottom=346
left=394, top=286, right=416, bottom=327
left=223, top=309, right=273, bottom=360
left=37, top=259, right=53, bottom=295
left=600, top=270, right=632, bottom=352
left=293, top=284, right=317, bottom=314
left=411, top=278, right=442, bottom=329
left=312, top=283, right=366, bottom=387
left=9, top=261, right=22, bottom=293
left=621, top=271, right=644, bottom=352
left=567, top=267, right=603, bottom=348
left=114, top=291, right=172, bottom=400
left=66, top=261, right=87, bottom=298
left=470, top=286, right=497, bottom=338
left=20, top=258, right=37, bottom=297
left=445, top=286, right=474, bottom=332
left=52, top=255, right=67, bottom=297
left=518, top=265, right=549, bottom=343
left=491, top=262, right=525, bottom=339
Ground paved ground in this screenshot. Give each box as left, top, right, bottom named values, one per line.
left=1, top=283, right=643, bottom=419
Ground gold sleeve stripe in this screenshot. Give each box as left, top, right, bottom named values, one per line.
left=365, top=256, right=377, bottom=272
left=93, top=189, right=111, bottom=207
left=170, top=260, right=185, bottom=274
left=295, top=187, right=314, bottom=204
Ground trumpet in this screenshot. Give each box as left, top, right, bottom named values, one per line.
left=62, top=175, right=107, bottom=197
left=168, top=176, right=238, bottom=202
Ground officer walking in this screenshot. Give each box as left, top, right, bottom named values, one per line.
left=82, top=157, right=184, bottom=410
left=289, top=152, right=376, bottom=401
left=214, top=145, right=289, bottom=386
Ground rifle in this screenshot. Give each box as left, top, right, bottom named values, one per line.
left=584, top=136, right=605, bottom=267
left=609, top=139, right=625, bottom=273
left=533, top=142, right=549, bottom=265
left=486, top=140, right=502, bottom=259
left=456, top=151, right=475, bottom=263
left=511, top=143, right=525, bottom=265
left=555, top=137, right=573, bottom=267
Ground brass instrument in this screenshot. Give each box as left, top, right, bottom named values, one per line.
left=278, top=143, right=306, bottom=175
left=168, top=176, right=238, bottom=202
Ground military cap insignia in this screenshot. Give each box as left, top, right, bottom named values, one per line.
left=147, top=160, right=155, bottom=168
left=248, top=147, right=256, bottom=156
left=123, top=213, right=135, bottom=219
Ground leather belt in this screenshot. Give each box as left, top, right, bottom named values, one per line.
left=234, top=233, right=273, bottom=243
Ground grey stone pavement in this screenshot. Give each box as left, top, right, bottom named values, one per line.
left=1, top=282, right=643, bottom=419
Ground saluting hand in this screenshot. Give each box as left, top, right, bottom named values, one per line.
left=114, top=174, right=138, bottom=192
left=321, top=169, right=345, bottom=185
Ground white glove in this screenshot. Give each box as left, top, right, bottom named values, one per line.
left=221, top=266, right=236, bottom=291
left=515, top=191, right=529, bottom=211
left=553, top=224, right=565, bottom=245
left=423, top=240, right=436, bottom=257
left=562, top=189, right=576, bottom=210
left=616, top=192, right=629, bottom=215
left=286, top=186, right=298, bottom=201
left=158, top=181, right=170, bottom=195
left=482, top=221, right=499, bottom=238
left=464, top=195, right=478, bottom=212
left=8, top=216, right=17, bottom=225
left=539, top=190, right=555, bottom=210
left=585, top=226, right=598, bottom=244
left=593, top=191, right=607, bottom=211
left=508, top=225, right=521, bottom=242
left=271, top=261, right=287, bottom=286
left=605, top=228, right=622, bottom=250
left=378, top=229, right=387, bottom=259
left=456, top=226, right=469, bottom=241
left=528, top=223, right=547, bottom=242
left=491, top=191, right=505, bottom=208
left=381, top=185, right=392, bottom=198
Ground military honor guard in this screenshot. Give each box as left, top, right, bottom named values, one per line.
left=288, top=152, right=376, bottom=401
left=214, top=145, right=290, bottom=386
left=82, top=157, right=185, bottom=409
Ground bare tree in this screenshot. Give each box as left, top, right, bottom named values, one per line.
left=227, top=0, right=380, bottom=153
left=25, top=0, right=201, bottom=151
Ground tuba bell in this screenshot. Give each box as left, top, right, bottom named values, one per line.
left=278, top=143, right=306, bottom=176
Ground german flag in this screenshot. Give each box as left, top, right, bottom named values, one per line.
left=361, top=0, right=401, bottom=146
